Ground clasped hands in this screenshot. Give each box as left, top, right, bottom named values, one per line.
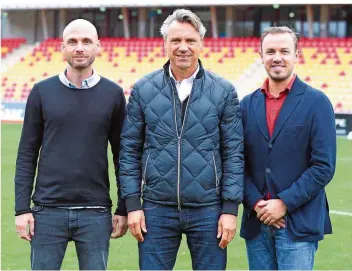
left=255, top=199, right=287, bottom=229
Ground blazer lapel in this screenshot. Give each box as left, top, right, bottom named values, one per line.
left=270, top=77, right=306, bottom=142
left=253, top=90, right=270, bottom=142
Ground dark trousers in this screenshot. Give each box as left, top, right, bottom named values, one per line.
left=246, top=223, right=318, bottom=270
left=139, top=201, right=226, bottom=270
left=30, top=206, right=112, bottom=270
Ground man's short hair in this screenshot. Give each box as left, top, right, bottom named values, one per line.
left=261, top=26, right=299, bottom=51
left=160, top=9, right=207, bottom=39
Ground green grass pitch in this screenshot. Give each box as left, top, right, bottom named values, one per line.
left=1, top=123, right=352, bottom=269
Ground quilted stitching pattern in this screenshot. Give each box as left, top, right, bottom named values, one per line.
left=120, top=63, right=244, bottom=207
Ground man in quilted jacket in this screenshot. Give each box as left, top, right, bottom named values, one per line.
left=119, top=9, right=244, bottom=270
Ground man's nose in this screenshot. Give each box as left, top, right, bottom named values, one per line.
left=273, top=52, right=282, bottom=62
left=75, top=42, right=84, bottom=52
left=178, top=41, right=188, bottom=51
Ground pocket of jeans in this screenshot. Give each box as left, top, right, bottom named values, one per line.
left=206, top=204, right=222, bottom=211
left=142, top=201, right=158, bottom=210
left=31, top=205, right=44, bottom=213
left=94, top=207, right=111, bottom=213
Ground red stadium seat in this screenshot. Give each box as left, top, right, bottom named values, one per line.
left=1, top=37, right=351, bottom=112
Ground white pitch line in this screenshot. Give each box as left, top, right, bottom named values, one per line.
left=337, top=157, right=352, bottom=162
left=330, top=210, right=352, bottom=217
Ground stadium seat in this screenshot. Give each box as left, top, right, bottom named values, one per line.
left=1, top=37, right=26, bottom=58
left=2, top=37, right=352, bottom=111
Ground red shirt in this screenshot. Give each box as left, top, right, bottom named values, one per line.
left=261, top=74, right=297, bottom=137
left=253, top=74, right=297, bottom=208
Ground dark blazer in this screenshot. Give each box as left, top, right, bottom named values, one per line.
left=240, top=76, right=336, bottom=242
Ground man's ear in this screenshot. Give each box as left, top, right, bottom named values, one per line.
left=96, top=39, right=101, bottom=53
left=294, top=49, right=300, bottom=63
left=259, top=50, right=264, bottom=64
left=164, top=40, right=168, bottom=54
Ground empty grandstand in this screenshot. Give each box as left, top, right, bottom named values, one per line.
left=1, top=2, right=352, bottom=133
left=2, top=37, right=352, bottom=111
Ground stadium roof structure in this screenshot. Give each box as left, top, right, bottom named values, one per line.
left=2, top=0, right=351, bottom=10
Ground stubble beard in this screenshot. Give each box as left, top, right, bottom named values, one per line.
left=268, top=67, right=293, bottom=82
left=67, top=56, right=95, bottom=70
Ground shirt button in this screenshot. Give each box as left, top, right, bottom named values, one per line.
left=272, top=111, right=276, bottom=114
left=274, top=99, right=278, bottom=102
left=268, top=143, right=273, bottom=148
left=266, top=168, right=271, bottom=173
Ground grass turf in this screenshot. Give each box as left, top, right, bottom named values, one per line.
left=1, top=123, right=352, bottom=269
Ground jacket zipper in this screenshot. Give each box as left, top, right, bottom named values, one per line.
left=141, top=153, right=150, bottom=197
left=169, top=78, right=194, bottom=210
left=212, top=152, right=220, bottom=194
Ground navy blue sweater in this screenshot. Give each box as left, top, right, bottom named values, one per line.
left=15, top=76, right=127, bottom=216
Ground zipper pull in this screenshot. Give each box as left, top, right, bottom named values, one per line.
left=216, top=185, right=220, bottom=195
left=141, top=178, right=144, bottom=197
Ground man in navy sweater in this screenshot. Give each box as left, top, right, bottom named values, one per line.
left=240, top=26, right=336, bottom=270
left=14, top=19, right=127, bottom=270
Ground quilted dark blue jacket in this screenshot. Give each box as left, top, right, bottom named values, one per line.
left=119, top=60, right=244, bottom=215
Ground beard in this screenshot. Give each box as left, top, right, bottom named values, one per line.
left=268, top=67, right=293, bottom=82
left=67, top=55, right=95, bottom=70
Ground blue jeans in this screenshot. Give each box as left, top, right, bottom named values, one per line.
left=139, top=201, right=226, bottom=270
left=30, top=206, right=112, bottom=270
left=245, top=223, right=318, bottom=270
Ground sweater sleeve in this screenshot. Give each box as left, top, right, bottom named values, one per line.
left=109, top=88, right=127, bottom=216
left=15, top=84, right=43, bottom=216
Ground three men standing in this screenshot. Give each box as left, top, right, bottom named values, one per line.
left=14, top=11, right=336, bottom=271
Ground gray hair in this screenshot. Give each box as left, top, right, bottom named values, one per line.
left=261, top=26, right=299, bottom=51
left=160, top=9, right=207, bottom=39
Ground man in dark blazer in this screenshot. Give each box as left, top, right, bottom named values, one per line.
left=240, top=26, right=336, bottom=270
